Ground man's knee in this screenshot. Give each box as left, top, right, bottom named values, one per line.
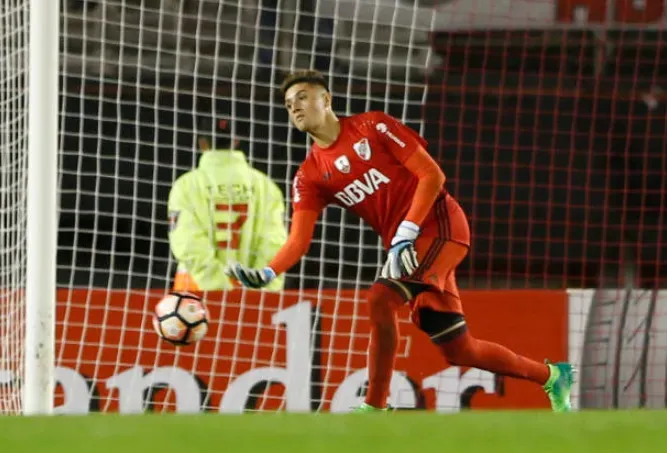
left=413, top=307, right=467, bottom=345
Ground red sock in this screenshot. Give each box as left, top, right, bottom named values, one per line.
left=365, top=282, right=405, bottom=408
left=439, top=330, right=550, bottom=385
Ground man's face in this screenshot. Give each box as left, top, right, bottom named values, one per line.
left=284, top=82, right=330, bottom=132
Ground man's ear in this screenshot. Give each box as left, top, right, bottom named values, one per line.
left=323, top=91, right=332, bottom=110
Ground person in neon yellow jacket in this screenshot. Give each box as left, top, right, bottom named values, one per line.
left=168, top=119, right=287, bottom=291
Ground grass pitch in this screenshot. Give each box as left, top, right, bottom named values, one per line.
left=2, top=410, right=666, bottom=453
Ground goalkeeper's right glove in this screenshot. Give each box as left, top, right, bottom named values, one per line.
left=381, top=220, right=420, bottom=280
left=225, top=262, right=276, bottom=289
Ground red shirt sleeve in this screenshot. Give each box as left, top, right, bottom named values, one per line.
left=268, top=210, right=319, bottom=275
left=291, top=166, right=328, bottom=213
left=402, top=148, right=446, bottom=226
left=267, top=162, right=326, bottom=275
left=369, top=111, right=428, bottom=163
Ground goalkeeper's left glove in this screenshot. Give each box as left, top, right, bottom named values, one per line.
left=381, top=220, right=420, bottom=280
left=225, top=262, right=276, bottom=289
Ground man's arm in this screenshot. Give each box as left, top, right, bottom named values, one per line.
left=371, top=111, right=445, bottom=228
left=169, top=177, right=234, bottom=290
left=370, top=112, right=446, bottom=279
left=381, top=149, right=445, bottom=279
left=401, top=148, right=446, bottom=227
left=226, top=167, right=326, bottom=289
left=267, top=209, right=319, bottom=274
left=226, top=209, right=319, bottom=288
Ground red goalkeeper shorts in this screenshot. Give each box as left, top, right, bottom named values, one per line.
left=403, top=194, right=471, bottom=314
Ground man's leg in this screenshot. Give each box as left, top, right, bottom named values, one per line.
left=416, top=302, right=550, bottom=384
left=416, top=300, right=573, bottom=411
left=362, top=278, right=414, bottom=410
left=412, top=240, right=573, bottom=411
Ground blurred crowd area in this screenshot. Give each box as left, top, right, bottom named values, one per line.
left=61, top=0, right=430, bottom=80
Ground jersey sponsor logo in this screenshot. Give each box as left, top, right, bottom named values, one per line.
left=292, top=175, right=302, bottom=202
left=334, top=155, right=351, bottom=173
left=376, top=122, right=406, bottom=148
left=168, top=211, right=180, bottom=232
left=333, top=168, right=390, bottom=207
left=206, top=183, right=252, bottom=203
left=352, top=138, right=372, bottom=161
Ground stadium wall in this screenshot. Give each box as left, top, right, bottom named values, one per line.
left=1, top=289, right=610, bottom=413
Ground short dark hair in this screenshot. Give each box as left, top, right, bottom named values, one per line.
left=280, top=69, right=329, bottom=95
left=196, top=117, right=247, bottom=150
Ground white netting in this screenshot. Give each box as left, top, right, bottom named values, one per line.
left=52, top=0, right=438, bottom=413
left=0, top=1, right=28, bottom=414
left=57, top=0, right=432, bottom=290
left=2, top=0, right=664, bottom=413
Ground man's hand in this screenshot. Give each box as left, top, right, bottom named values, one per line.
left=225, top=262, right=276, bottom=289
left=381, top=220, right=420, bottom=279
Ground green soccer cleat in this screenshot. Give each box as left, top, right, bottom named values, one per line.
left=543, top=361, right=575, bottom=412
left=353, top=402, right=389, bottom=413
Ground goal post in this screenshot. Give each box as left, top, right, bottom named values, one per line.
left=24, top=0, right=59, bottom=415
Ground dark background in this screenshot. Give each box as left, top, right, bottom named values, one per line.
left=57, top=28, right=666, bottom=290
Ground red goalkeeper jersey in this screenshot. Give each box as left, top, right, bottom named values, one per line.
left=292, top=111, right=449, bottom=249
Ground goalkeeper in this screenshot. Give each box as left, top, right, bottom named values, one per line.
left=169, top=118, right=287, bottom=291
left=227, top=70, right=574, bottom=412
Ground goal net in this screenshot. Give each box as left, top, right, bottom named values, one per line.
left=0, top=1, right=28, bottom=414
left=2, top=0, right=666, bottom=413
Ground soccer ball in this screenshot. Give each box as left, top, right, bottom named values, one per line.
left=152, top=292, right=209, bottom=345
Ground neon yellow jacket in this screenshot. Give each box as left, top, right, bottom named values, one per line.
left=168, top=150, right=287, bottom=291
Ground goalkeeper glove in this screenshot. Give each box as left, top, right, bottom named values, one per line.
left=381, top=220, right=420, bottom=280
left=225, top=262, right=276, bottom=289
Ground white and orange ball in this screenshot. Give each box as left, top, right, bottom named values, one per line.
left=152, top=293, right=209, bottom=345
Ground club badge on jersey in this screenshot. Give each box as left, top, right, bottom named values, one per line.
left=353, top=138, right=372, bottom=161
left=334, top=155, right=351, bottom=174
